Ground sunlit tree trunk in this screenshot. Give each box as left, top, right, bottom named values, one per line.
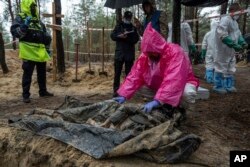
left=0, top=32, right=9, bottom=74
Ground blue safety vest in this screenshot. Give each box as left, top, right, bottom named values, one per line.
left=144, top=10, right=161, bottom=33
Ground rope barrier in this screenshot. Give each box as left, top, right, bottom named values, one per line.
left=64, top=50, right=114, bottom=56
left=4, top=40, right=18, bottom=47
left=44, top=22, right=113, bottom=31
left=4, top=48, right=114, bottom=56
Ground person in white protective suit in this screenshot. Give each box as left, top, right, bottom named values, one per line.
left=168, top=21, right=197, bottom=56
left=213, top=3, right=248, bottom=94
left=201, top=20, right=219, bottom=84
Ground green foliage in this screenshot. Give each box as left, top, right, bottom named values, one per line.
left=62, top=1, right=116, bottom=56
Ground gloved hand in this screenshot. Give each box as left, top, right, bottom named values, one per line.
left=189, top=44, right=197, bottom=54
left=24, top=16, right=32, bottom=26
left=201, top=49, right=207, bottom=60
left=241, top=43, right=248, bottom=49
left=46, top=50, right=51, bottom=57
left=233, top=44, right=243, bottom=52
left=113, top=96, right=126, bottom=104
left=222, top=36, right=243, bottom=52
left=142, top=100, right=160, bottom=113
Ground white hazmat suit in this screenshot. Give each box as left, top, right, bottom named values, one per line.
left=168, top=22, right=196, bottom=55
left=213, top=15, right=246, bottom=93
left=201, top=20, right=219, bottom=83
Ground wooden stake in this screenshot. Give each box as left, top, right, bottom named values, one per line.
left=52, top=2, right=57, bottom=81
left=42, top=2, right=64, bottom=82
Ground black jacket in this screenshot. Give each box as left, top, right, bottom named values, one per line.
left=111, top=22, right=139, bottom=61
left=11, top=15, right=51, bottom=46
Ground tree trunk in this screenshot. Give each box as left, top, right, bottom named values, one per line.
left=116, top=8, right=122, bottom=24
left=0, top=32, right=9, bottom=74
left=195, top=8, right=199, bottom=44
left=7, top=0, right=17, bottom=50
left=242, top=0, right=249, bottom=35
left=220, top=0, right=229, bottom=15
left=55, top=0, right=65, bottom=73
left=184, top=6, right=195, bottom=30
left=172, top=0, right=181, bottom=44
left=15, top=0, right=20, bottom=13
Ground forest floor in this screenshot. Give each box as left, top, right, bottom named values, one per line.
left=0, top=50, right=249, bottom=167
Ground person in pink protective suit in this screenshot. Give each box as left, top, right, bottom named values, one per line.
left=113, top=23, right=199, bottom=113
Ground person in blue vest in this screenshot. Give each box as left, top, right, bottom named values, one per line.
left=111, top=11, right=139, bottom=97
left=11, top=0, right=53, bottom=103
left=142, top=0, right=168, bottom=39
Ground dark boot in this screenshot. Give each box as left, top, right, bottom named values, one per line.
left=39, top=91, right=54, bottom=97
left=23, top=97, right=31, bottom=103
left=36, top=62, right=53, bottom=97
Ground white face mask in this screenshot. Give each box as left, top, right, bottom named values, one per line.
left=123, top=19, right=131, bottom=24
left=233, top=15, right=240, bottom=20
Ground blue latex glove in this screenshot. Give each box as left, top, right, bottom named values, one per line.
left=142, top=100, right=160, bottom=113
left=24, top=16, right=32, bottom=26
left=113, top=96, right=126, bottom=104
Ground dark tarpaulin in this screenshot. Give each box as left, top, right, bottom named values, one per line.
left=181, top=0, right=228, bottom=7
left=104, top=0, right=142, bottom=9
left=9, top=96, right=201, bottom=163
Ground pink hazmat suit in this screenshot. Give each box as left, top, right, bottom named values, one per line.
left=117, top=23, right=199, bottom=107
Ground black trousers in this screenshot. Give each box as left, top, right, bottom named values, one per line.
left=113, top=60, right=134, bottom=94
left=22, top=60, right=47, bottom=98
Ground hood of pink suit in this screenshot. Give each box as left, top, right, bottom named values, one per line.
left=141, top=23, right=167, bottom=55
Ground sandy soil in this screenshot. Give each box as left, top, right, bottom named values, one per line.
left=0, top=50, right=115, bottom=102
left=0, top=50, right=249, bottom=167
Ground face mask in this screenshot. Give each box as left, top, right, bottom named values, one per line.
left=123, top=19, right=131, bottom=24
left=30, top=4, right=38, bottom=17
left=148, top=53, right=160, bottom=61
left=233, top=15, right=240, bottom=20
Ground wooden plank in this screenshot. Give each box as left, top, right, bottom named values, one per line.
left=42, top=14, right=64, bottom=18
left=42, top=13, right=53, bottom=17
left=56, top=14, right=64, bottom=18
left=46, top=24, right=62, bottom=31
